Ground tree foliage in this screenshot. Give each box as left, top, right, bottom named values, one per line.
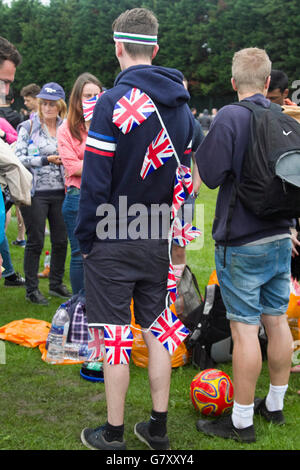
left=2, top=0, right=300, bottom=103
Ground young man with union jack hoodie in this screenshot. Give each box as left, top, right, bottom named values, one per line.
left=75, top=8, right=195, bottom=451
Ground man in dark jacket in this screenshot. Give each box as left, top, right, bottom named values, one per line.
left=76, top=8, right=194, bottom=451
left=195, top=48, right=293, bottom=443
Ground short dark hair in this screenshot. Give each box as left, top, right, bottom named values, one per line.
left=0, top=36, right=22, bottom=67
left=112, top=8, right=158, bottom=59
left=20, top=83, right=40, bottom=98
left=269, top=69, right=289, bottom=92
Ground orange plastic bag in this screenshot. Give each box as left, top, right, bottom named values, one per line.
left=130, top=303, right=190, bottom=369
left=0, top=318, right=51, bottom=348
left=287, top=279, right=300, bottom=319
left=208, top=269, right=219, bottom=286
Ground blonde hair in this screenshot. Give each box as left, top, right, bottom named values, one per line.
left=232, top=47, right=271, bottom=93
left=38, top=98, right=67, bottom=121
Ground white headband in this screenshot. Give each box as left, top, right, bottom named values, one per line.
left=113, top=31, right=158, bottom=46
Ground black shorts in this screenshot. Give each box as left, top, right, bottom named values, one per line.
left=83, top=239, right=169, bottom=329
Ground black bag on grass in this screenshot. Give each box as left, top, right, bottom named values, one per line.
left=185, top=283, right=268, bottom=369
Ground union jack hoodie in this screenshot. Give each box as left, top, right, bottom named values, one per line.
left=75, top=64, right=194, bottom=254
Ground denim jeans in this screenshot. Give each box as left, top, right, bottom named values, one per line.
left=0, top=233, right=15, bottom=278
left=215, top=237, right=292, bottom=325
left=20, top=192, right=68, bottom=293
left=62, top=189, right=84, bottom=295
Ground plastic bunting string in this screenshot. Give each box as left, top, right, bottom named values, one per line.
left=109, top=88, right=202, bottom=354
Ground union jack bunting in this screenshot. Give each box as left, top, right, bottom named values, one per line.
left=103, top=324, right=134, bottom=365
left=87, top=327, right=104, bottom=361
left=178, top=165, right=194, bottom=196
left=112, top=87, right=155, bottom=134
left=172, top=217, right=201, bottom=247
left=85, top=130, right=117, bottom=158
left=171, top=169, right=186, bottom=218
left=150, top=307, right=189, bottom=355
left=82, top=92, right=104, bottom=121
left=140, top=128, right=174, bottom=179
left=167, top=263, right=177, bottom=304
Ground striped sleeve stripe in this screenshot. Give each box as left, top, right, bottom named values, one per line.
left=86, top=135, right=116, bottom=158
left=85, top=146, right=115, bottom=158
left=88, top=130, right=117, bottom=142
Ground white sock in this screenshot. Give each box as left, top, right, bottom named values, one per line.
left=231, top=401, right=254, bottom=429
left=266, top=384, right=288, bottom=412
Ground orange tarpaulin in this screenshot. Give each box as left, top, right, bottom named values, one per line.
left=0, top=318, right=51, bottom=348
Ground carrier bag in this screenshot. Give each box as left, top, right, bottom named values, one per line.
left=174, top=265, right=203, bottom=324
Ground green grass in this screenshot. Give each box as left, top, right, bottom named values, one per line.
left=0, top=185, right=299, bottom=451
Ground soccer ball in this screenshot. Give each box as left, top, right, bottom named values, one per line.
left=190, top=368, right=234, bottom=417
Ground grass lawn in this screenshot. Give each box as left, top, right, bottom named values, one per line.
left=0, top=184, right=299, bottom=452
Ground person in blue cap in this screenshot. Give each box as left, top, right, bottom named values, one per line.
left=15, top=82, right=71, bottom=305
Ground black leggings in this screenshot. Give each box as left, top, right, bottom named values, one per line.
left=20, top=192, right=68, bottom=293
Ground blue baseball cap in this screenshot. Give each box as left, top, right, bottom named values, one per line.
left=36, top=82, right=65, bottom=101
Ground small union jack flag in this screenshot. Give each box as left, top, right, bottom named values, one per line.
left=171, top=169, right=186, bottom=218
left=103, top=324, right=134, bottom=365
left=87, top=327, right=104, bottom=361
left=82, top=92, right=104, bottom=121
left=112, top=88, right=155, bottom=134
left=150, top=308, right=189, bottom=355
left=178, top=165, right=194, bottom=196
left=167, top=263, right=177, bottom=304
left=140, top=128, right=174, bottom=179
left=172, top=217, right=201, bottom=247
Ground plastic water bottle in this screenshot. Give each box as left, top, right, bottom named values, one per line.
left=64, top=342, right=89, bottom=361
left=28, top=139, right=39, bottom=157
left=44, top=251, right=50, bottom=269
left=38, top=251, right=50, bottom=278
left=46, top=303, right=70, bottom=364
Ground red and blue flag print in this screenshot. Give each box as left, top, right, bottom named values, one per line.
left=87, top=327, right=104, bottom=361
left=172, top=169, right=186, bottom=218
left=103, top=324, right=134, bottom=365
left=172, top=217, right=201, bottom=247
left=178, top=165, right=194, bottom=196
left=140, top=128, right=174, bottom=179
left=167, top=263, right=177, bottom=304
left=150, top=307, right=189, bottom=355
left=82, top=92, right=104, bottom=121
left=113, top=87, right=155, bottom=134
left=171, top=165, right=195, bottom=218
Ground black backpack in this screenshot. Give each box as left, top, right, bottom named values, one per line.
left=184, top=283, right=268, bottom=370
left=230, top=101, right=300, bottom=220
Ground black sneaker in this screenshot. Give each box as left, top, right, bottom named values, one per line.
left=80, top=425, right=126, bottom=450
left=11, top=239, right=26, bottom=247
left=196, top=415, right=256, bottom=443
left=49, top=284, right=72, bottom=298
left=254, top=397, right=285, bottom=425
left=26, top=289, right=49, bottom=306
left=134, top=421, right=171, bottom=450
left=4, top=272, right=25, bottom=287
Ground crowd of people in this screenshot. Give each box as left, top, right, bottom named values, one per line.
left=0, top=6, right=299, bottom=451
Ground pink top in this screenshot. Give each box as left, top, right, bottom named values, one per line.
left=57, top=120, right=88, bottom=189
left=0, top=117, right=18, bottom=144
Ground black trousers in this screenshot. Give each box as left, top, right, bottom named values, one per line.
left=21, top=192, right=68, bottom=293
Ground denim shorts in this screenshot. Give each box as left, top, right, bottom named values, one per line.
left=215, top=238, right=292, bottom=325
